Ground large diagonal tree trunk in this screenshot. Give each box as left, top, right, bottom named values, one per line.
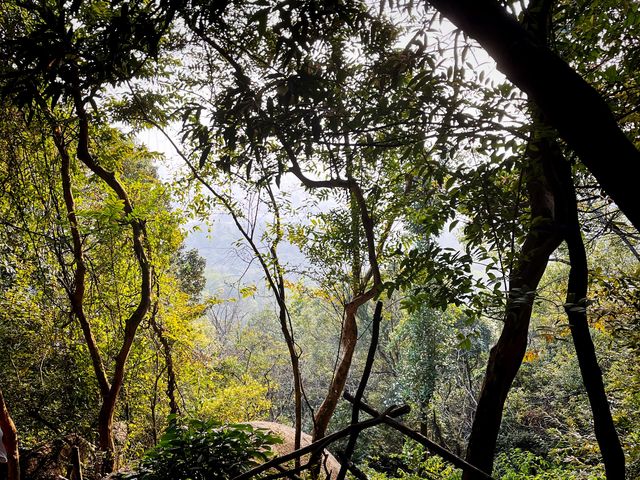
left=425, top=0, right=640, bottom=231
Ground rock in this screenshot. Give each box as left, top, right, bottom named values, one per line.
left=248, top=421, right=341, bottom=478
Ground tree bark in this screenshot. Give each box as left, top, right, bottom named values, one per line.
left=461, top=2, right=625, bottom=477
left=0, top=387, right=20, bottom=480
left=97, top=391, right=117, bottom=474
left=425, top=0, right=640, bottom=232
left=72, top=87, right=152, bottom=475
left=559, top=161, right=625, bottom=479
left=53, top=126, right=111, bottom=399
left=465, top=125, right=625, bottom=479
left=48, top=83, right=153, bottom=475
left=336, top=301, right=383, bottom=480
left=150, top=309, right=180, bottom=416
left=312, top=300, right=360, bottom=442
left=70, top=445, right=83, bottom=480
left=463, top=109, right=564, bottom=477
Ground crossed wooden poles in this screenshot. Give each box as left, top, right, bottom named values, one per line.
left=233, top=301, right=494, bottom=480
left=233, top=394, right=494, bottom=480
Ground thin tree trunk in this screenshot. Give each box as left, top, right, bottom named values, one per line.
left=277, top=290, right=303, bottom=457
left=336, top=301, right=383, bottom=480
left=0, top=387, right=20, bottom=480
left=560, top=162, right=625, bottom=479
left=264, top=183, right=304, bottom=459
left=70, top=445, right=83, bottom=480
left=150, top=310, right=180, bottom=416
left=311, top=291, right=376, bottom=442
left=72, top=86, right=152, bottom=475
left=47, top=83, right=153, bottom=475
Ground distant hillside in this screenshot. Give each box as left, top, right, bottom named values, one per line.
left=184, top=215, right=306, bottom=301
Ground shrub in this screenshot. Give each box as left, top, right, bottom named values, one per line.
left=117, top=417, right=282, bottom=480
left=493, top=449, right=606, bottom=480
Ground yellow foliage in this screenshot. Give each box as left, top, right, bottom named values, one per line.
left=593, top=318, right=607, bottom=332
left=239, top=284, right=257, bottom=298
left=523, top=349, right=539, bottom=363
left=200, top=376, right=271, bottom=423
left=284, top=279, right=332, bottom=301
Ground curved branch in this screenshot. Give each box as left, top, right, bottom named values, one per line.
left=52, top=126, right=111, bottom=398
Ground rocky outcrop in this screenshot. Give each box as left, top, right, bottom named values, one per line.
left=248, top=421, right=341, bottom=478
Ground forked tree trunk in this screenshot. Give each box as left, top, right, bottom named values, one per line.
left=463, top=2, right=624, bottom=476
left=465, top=130, right=625, bottom=479
left=311, top=174, right=381, bottom=444
left=464, top=3, right=560, bottom=475
left=0, top=387, right=20, bottom=480
left=48, top=85, right=153, bottom=475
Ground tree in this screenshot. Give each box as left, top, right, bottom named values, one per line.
left=425, top=0, right=640, bottom=231
left=0, top=1, right=180, bottom=471
left=450, top=2, right=629, bottom=477
left=169, top=2, right=492, bottom=456
left=1, top=1, right=637, bottom=477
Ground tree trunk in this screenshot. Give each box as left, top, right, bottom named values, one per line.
left=279, top=302, right=303, bottom=457
left=463, top=3, right=597, bottom=476
left=71, top=89, right=153, bottom=475
left=150, top=312, right=180, bottom=416
left=425, top=0, right=640, bottom=231
left=312, top=303, right=359, bottom=442
left=560, top=162, right=625, bottom=479
left=311, top=172, right=380, bottom=443
left=0, top=387, right=20, bottom=480
left=70, top=445, right=83, bottom=480
left=98, top=391, right=117, bottom=475
left=465, top=127, right=625, bottom=479
left=463, top=118, right=564, bottom=478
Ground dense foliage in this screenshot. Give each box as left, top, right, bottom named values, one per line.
left=116, top=420, right=281, bottom=480
left=0, top=0, right=638, bottom=479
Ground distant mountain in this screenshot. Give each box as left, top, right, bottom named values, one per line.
left=184, top=215, right=306, bottom=300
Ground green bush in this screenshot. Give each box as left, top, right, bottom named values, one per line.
left=363, top=445, right=605, bottom=480
left=494, top=449, right=605, bottom=480
left=117, top=417, right=282, bottom=480
left=363, top=441, right=462, bottom=480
